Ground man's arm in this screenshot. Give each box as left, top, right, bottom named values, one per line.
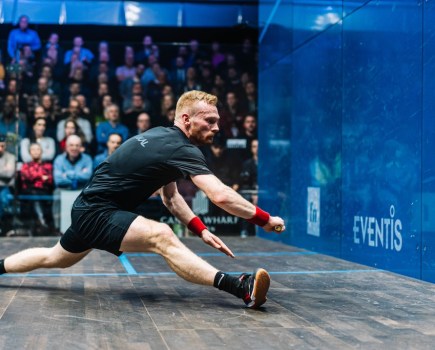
left=160, top=181, right=196, bottom=226
left=191, top=174, right=285, bottom=233
left=161, top=182, right=234, bottom=258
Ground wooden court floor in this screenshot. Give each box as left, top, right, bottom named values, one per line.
left=1, top=236, right=435, bottom=350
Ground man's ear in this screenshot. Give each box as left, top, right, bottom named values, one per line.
left=182, top=113, right=190, bottom=126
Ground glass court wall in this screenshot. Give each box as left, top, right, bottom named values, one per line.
left=258, top=0, right=435, bottom=282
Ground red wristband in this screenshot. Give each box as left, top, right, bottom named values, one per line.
left=188, top=216, right=207, bottom=237
left=247, top=206, right=270, bottom=227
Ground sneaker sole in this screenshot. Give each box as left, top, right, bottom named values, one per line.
left=251, top=268, right=270, bottom=309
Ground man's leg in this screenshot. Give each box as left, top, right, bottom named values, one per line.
left=120, top=216, right=270, bottom=308
left=120, top=216, right=218, bottom=285
left=1, top=242, right=91, bottom=273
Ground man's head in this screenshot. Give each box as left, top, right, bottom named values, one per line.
left=65, top=135, right=83, bottom=159
left=38, top=77, right=48, bottom=93
left=137, top=113, right=151, bottom=132
left=18, top=15, right=29, bottom=30
left=251, top=139, right=258, bottom=157
left=104, top=104, right=120, bottom=123
left=29, top=142, right=43, bottom=161
left=73, top=36, right=84, bottom=47
left=0, top=134, right=6, bottom=157
left=68, top=99, right=81, bottom=117
left=243, top=115, right=257, bottom=134
left=34, top=106, right=46, bottom=119
left=131, top=94, right=144, bottom=110
left=48, top=33, right=59, bottom=45
left=106, top=133, right=123, bottom=155
left=174, top=90, right=219, bottom=145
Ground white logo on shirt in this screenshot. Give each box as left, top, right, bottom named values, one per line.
left=135, top=135, right=149, bottom=148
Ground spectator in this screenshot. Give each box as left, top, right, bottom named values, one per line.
left=243, top=81, right=257, bottom=115
left=116, top=52, right=136, bottom=83
left=57, top=98, right=93, bottom=144
left=95, top=104, right=128, bottom=153
left=58, top=118, right=85, bottom=153
left=219, top=91, right=246, bottom=138
left=64, top=36, right=94, bottom=66
left=183, top=67, right=201, bottom=93
left=211, top=41, right=226, bottom=69
left=120, top=65, right=146, bottom=111
left=0, top=134, right=15, bottom=220
left=135, top=35, right=153, bottom=64
left=53, top=134, right=92, bottom=190
left=7, top=15, right=41, bottom=62
left=20, top=142, right=54, bottom=229
left=91, top=93, right=115, bottom=127
left=123, top=94, right=149, bottom=132
left=205, top=136, right=238, bottom=190
left=27, top=76, right=57, bottom=117
left=135, top=112, right=151, bottom=135
left=20, top=117, right=56, bottom=163
left=169, top=56, right=187, bottom=97
left=241, top=114, right=258, bottom=142
left=93, top=132, right=122, bottom=169
left=0, top=95, right=27, bottom=153
left=186, top=39, right=205, bottom=68
left=40, top=94, right=60, bottom=137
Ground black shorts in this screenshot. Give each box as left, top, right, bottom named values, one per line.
left=60, top=205, right=138, bottom=256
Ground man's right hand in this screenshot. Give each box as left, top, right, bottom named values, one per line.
left=263, top=216, right=286, bottom=233
left=201, top=230, right=235, bottom=258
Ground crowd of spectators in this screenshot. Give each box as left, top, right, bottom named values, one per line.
left=0, top=16, right=259, bottom=236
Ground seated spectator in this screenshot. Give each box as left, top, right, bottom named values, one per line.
left=26, top=76, right=57, bottom=117
left=57, top=98, right=93, bottom=144
left=211, top=41, right=226, bottom=69
left=0, top=95, right=27, bottom=153
left=95, top=104, right=129, bottom=153
left=243, top=81, right=257, bottom=115
left=135, top=35, right=153, bottom=64
left=58, top=118, right=86, bottom=153
left=40, top=94, right=60, bottom=137
left=205, top=136, right=238, bottom=191
left=92, top=93, right=115, bottom=127
left=93, top=132, right=122, bottom=169
left=7, top=15, right=41, bottom=62
left=123, top=94, right=150, bottom=133
left=135, top=112, right=151, bottom=135
left=183, top=67, right=202, bottom=93
left=53, top=135, right=92, bottom=190
left=64, top=36, right=94, bottom=66
left=116, top=51, right=136, bottom=83
left=20, top=117, right=56, bottom=163
left=0, top=134, right=15, bottom=220
left=20, top=142, right=54, bottom=229
left=241, top=114, right=258, bottom=143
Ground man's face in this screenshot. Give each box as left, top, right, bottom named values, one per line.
left=38, top=78, right=48, bottom=92
left=69, top=101, right=80, bottom=116
left=66, top=137, right=82, bottom=158
left=187, top=102, right=220, bottom=145
left=244, top=116, right=256, bottom=133
left=107, top=135, right=122, bottom=154
left=19, top=16, right=28, bottom=30
left=106, top=106, right=119, bottom=122
left=132, top=96, right=143, bottom=109
left=0, top=142, right=6, bottom=157
left=29, top=144, right=42, bottom=160
left=137, top=113, right=150, bottom=131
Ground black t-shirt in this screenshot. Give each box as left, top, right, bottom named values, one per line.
left=78, top=126, right=212, bottom=211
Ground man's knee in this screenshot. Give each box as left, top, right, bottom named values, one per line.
left=154, top=223, right=179, bottom=250
left=44, top=248, right=76, bottom=269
